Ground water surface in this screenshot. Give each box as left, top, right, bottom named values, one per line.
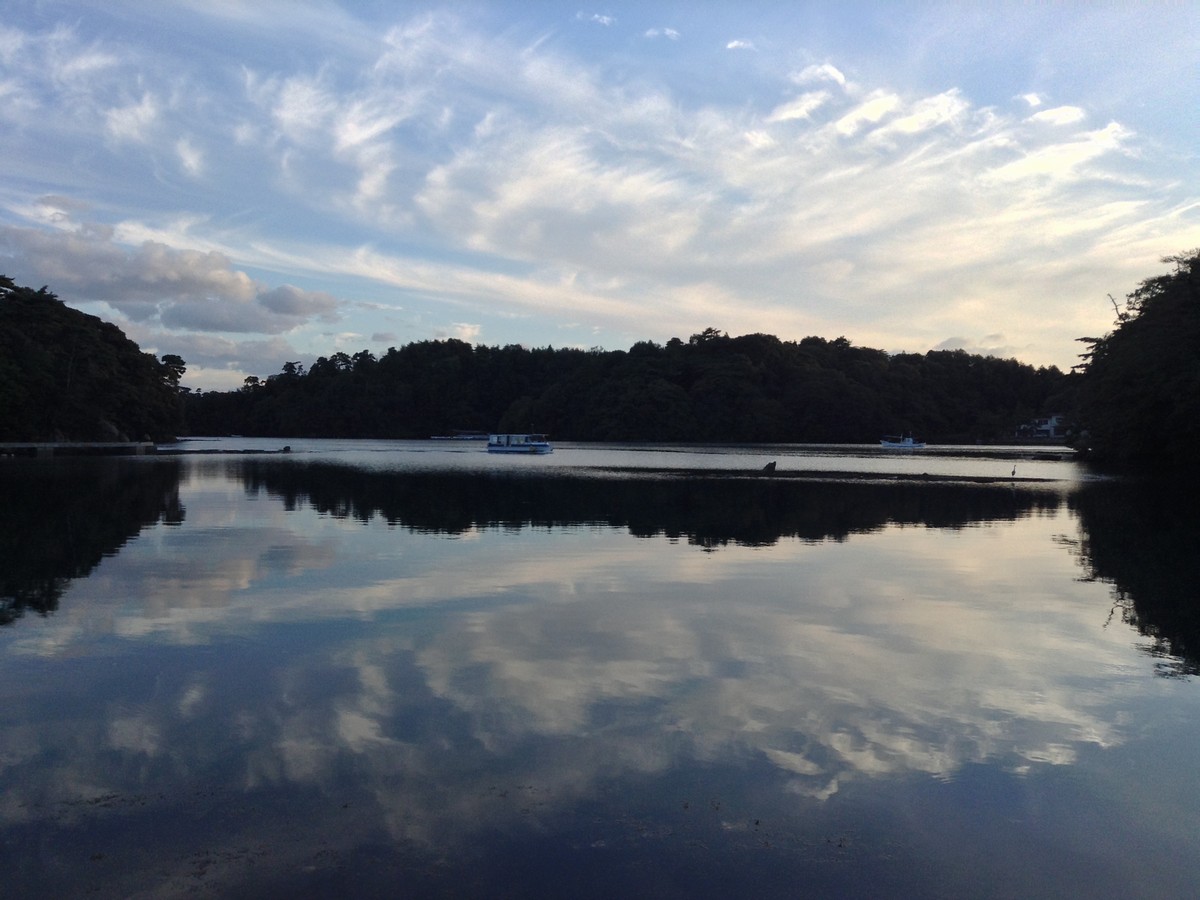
left=2, top=442, right=1195, bottom=898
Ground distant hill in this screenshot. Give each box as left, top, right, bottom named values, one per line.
left=0, top=275, right=184, bottom=442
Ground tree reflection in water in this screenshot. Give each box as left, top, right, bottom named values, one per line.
left=6, top=455, right=1196, bottom=681
left=3, top=456, right=1199, bottom=898
left=236, top=459, right=1061, bottom=546
left=1071, top=480, right=1200, bottom=675
left=234, top=459, right=1199, bottom=673
left=0, top=458, right=183, bottom=625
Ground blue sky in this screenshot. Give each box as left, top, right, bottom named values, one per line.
left=2, top=1, right=1197, bottom=390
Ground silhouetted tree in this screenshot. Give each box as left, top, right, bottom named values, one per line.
left=0, top=275, right=185, bottom=441
left=1074, top=251, right=1200, bottom=470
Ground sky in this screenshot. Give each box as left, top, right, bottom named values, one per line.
left=2, top=2, right=1198, bottom=391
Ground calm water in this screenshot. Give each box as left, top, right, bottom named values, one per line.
left=2, top=441, right=1197, bottom=898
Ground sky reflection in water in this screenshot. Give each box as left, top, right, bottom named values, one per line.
left=1, top=447, right=1197, bottom=898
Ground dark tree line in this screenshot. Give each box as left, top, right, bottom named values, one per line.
left=0, top=276, right=185, bottom=442
left=22, top=248, right=1196, bottom=455
left=185, top=327, right=1072, bottom=443
left=1073, top=251, right=1200, bottom=471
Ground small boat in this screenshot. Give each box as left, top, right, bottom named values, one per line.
left=487, top=433, right=553, bottom=454
left=880, top=434, right=925, bottom=450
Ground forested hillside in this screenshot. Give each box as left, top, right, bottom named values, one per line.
left=185, top=328, right=1072, bottom=443
left=0, top=276, right=185, bottom=442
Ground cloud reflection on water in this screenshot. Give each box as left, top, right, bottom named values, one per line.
left=2, top=457, right=1197, bottom=896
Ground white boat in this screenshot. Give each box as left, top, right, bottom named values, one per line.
left=487, top=433, right=553, bottom=454
left=880, top=434, right=925, bottom=450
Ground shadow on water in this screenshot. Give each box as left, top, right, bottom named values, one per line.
left=1071, top=480, right=1200, bottom=676
left=0, top=459, right=184, bottom=625
left=236, top=459, right=1061, bottom=548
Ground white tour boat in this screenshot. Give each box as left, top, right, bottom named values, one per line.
left=487, top=433, right=553, bottom=454
left=880, top=434, right=925, bottom=450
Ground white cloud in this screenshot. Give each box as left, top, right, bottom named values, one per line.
left=726, top=39, right=756, bottom=51
left=743, top=129, right=775, bottom=149
left=444, top=322, right=481, bottom=342
left=792, top=63, right=847, bottom=87
left=987, top=121, right=1132, bottom=183
left=644, top=27, right=680, bottom=40
left=271, top=73, right=339, bottom=139
left=766, top=91, right=830, bottom=123
left=105, top=93, right=159, bottom=142
left=176, top=136, right=204, bottom=176
left=876, top=89, right=968, bottom=137
left=1030, top=105, right=1087, bottom=126
left=834, top=90, right=902, bottom=135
